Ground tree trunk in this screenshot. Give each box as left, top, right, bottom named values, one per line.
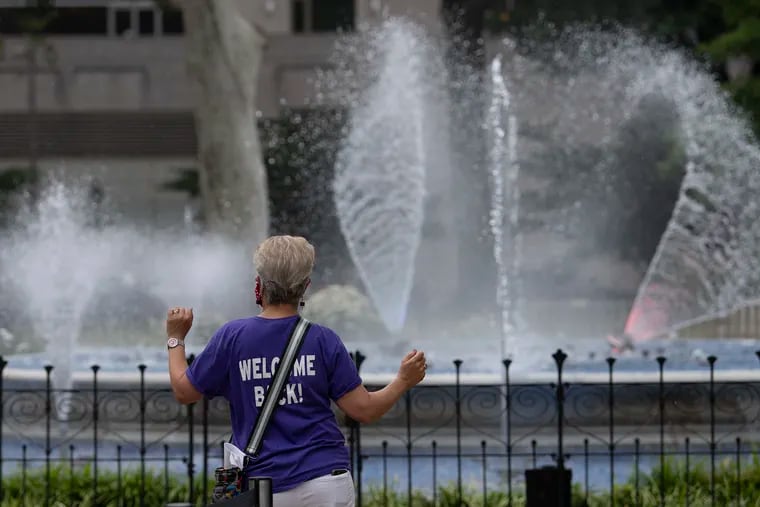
left=181, top=0, right=269, bottom=242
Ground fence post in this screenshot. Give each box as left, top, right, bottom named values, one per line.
left=525, top=350, right=571, bottom=507
left=203, top=396, right=209, bottom=504
left=91, top=364, right=100, bottom=503
left=736, top=437, right=742, bottom=504
left=69, top=444, right=75, bottom=507
left=139, top=364, right=147, bottom=507
left=708, top=355, right=717, bottom=507
left=607, top=357, right=616, bottom=506
left=454, top=359, right=463, bottom=506
left=685, top=437, right=690, bottom=507
left=481, top=440, right=487, bottom=506
left=503, top=358, right=513, bottom=507
left=187, top=354, right=196, bottom=504
left=45, top=364, right=53, bottom=507
left=0, top=355, right=6, bottom=503
left=21, top=444, right=27, bottom=499
left=432, top=440, right=438, bottom=507
left=635, top=438, right=640, bottom=507
left=553, top=349, right=568, bottom=507
left=405, top=390, right=412, bottom=506
left=351, top=350, right=366, bottom=507
left=656, top=356, right=666, bottom=507
left=117, top=445, right=123, bottom=507
left=382, top=441, right=388, bottom=507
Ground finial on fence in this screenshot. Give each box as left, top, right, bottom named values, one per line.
left=707, top=355, right=717, bottom=367
left=552, top=349, right=567, bottom=368
left=91, top=365, right=100, bottom=373
left=606, top=357, right=616, bottom=367
left=656, top=356, right=666, bottom=367
left=502, top=358, right=512, bottom=370
left=453, top=359, right=463, bottom=369
left=44, top=365, right=53, bottom=374
left=138, top=364, right=147, bottom=373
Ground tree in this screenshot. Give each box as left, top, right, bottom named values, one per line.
left=180, top=0, right=269, bottom=241
left=700, top=0, right=760, bottom=134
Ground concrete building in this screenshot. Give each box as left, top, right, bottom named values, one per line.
left=0, top=0, right=449, bottom=225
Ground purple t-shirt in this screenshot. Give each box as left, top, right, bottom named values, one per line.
left=186, top=315, right=362, bottom=493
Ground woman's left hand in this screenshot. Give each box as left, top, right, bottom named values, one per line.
left=166, top=307, right=193, bottom=339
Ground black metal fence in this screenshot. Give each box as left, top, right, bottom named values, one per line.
left=2, top=349, right=760, bottom=506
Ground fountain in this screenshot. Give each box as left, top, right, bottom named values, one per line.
left=618, top=39, right=760, bottom=343
left=486, top=55, right=521, bottom=358
left=332, top=21, right=431, bottom=333
left=0, top=178, right=250, bottom=387
left=2, top=23, right=760, bottom=379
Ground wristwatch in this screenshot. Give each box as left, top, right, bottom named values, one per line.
left=167, top=337, right=185, bottom=349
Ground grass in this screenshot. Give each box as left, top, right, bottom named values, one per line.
left=3, top=457, right=760, bottom=506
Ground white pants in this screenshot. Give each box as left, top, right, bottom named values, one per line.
left=273, top=471, right=355, bottom=507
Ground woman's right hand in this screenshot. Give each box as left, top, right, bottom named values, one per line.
left=397, top=349, right=427, bottom=389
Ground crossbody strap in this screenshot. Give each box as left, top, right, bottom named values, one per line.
left=245, top=316, right=311, bottom=457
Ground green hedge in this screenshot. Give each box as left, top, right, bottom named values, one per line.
left=3, top=457, right=760, bottom=506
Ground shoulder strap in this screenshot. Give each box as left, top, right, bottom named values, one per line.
left=245, top=316, right=311, bottom=457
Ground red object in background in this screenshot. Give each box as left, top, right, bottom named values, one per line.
left=624, top=287, right=671, bottom=342
left=608, top=283, right=674, bottom=353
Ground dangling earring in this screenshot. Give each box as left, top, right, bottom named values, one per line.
left=255, top=280, right=263, bottom=306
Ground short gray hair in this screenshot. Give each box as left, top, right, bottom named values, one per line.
left=254, top=235, right=315, bottom=305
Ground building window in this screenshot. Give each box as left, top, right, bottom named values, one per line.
left=0, top=7, right=108, bottom=35
left=0, top=3, right=182, bottom=36
left=161, top=7, right=183, bottom=34
left=109, top=1, right=155, bottom=36
left=108, top=1, right=183, bottom=36
left=292, top=0, right=354, bottom=33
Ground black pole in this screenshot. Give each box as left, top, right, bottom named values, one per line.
left=21, top=444, right=27, bottom=499
left=382, top=441, right=388, bottom=507
left=607, top=357, right=616, bottom=506
left=657, top=356, right=666, bottom=507
left=454, top=359, right=463, bottom=506
left=503, top=358, right=513, bottom=507
left=405, top=390, right=412, bottom=506
left=164, top=444, right=170, bottom=506
left=685, top=437, right=690, bottom=507
left=432, top=440, right=438, bottom=507
left=187, top=353, right=196, bottom=504
left=0, top=355, right=6, bottom=503
left=69, top=444, right=75, bottom=507
left=353, top=350, right=366, bottom=507
left=736, top=437, right=741, bottom=505
left=91, top=364, right=100, bottom=503
left=708, top=355, right=717, bottom=507
left=138, top=364, right=146, bottom=507
left=117, top=445, right=122, bottom=507
left=584, top=439, right=589, bottom=506
left=635, top=438, right=640, bottom=507
left=552, top=349, right=567, bottom=507
left=481, top=440, right=487, bottom=507
left=203, top=396, right=209, bottom=504
left=45, top=364, right=53, bottom=507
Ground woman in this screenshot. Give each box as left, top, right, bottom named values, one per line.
left=166, top=235, right=426, bottom=506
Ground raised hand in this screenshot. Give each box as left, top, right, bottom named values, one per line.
left=397, top=349, right=426, bottom=389
left=166, top=307, right=193, bottom=339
